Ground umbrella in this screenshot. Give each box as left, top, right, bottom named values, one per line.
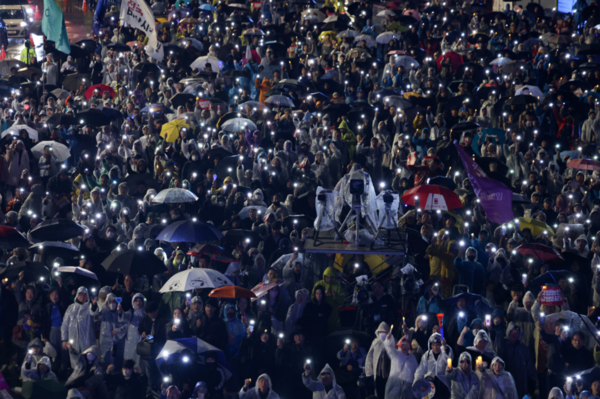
left=221, top=118, right=257, bottom=132
left=106, top=43, right=131, bottom=52
left=132, top=62, right=162, bottom=83
left=376, top=32, right=401, bottom=44
left=62, top=73, right=90, bottom=91
left=84, top=84, right=115, bottom=101
left=242, top=28, right=265, bottom=36
left=512, top=194, right=531, bottom=204
left=393, top=55, right=419, bottom=69
left=55, top=266, right=99, bottom=289
left=515, top=243, right=564, bottom=264
left=213, top=154, right=253, bottom=182
left=209, top=286, right=256, bottom=299
left=102, top=249, right=167, bottom=276
left=528, top=270, right=574, bottom=296
left=302, top=8, right=326, bottom=20
left=153, top=188, right=199, bottom=204
left=29, top=219, right=85, bottom=242
left=251, top=281, right=285, bottom=301
left=155, top=219, right=223, bottom=243
left=161, top=119, right=190, bottom=143
left=578, top=44, right=600, bottom=56
left=0, top=261, right=50, bottom=283
left=515, top=85, right=544, bottom=100
left=156, top=338, right=232, bottom=379
left=402, top=185, right=463, bottom=211
left=187, top=244, right=236, bottom=263
left=567, top=159, right=600, bottom=171
left=76, top=109, right=111, bottom=127
left=354, top=34, right=376, bottom=47
left=30, top=241, right=79, bottom=259
left=0, top=225, right=29, bottom=248
left=199, top=3, right=216, bottom=11
left=382, top=95, right=413, bottom=110
left=238, top=206, right=268, bottom=219
left=264, top=95, right=295, bottom=108
left=338, top=29, right=360, bottom=38
left=220, top=229, right=261, bottom=246
left=506, top=95, right=539, bottom=106
left=548, top=35, right=570, bottom=45
left=490, top=57, right=512, bottom=66
left=1, top=124, right=38, bottom=141
left=170, top=93, right=196, bottom=108
left=51, top=88, right=70, bottom=100
left=0, top=59, right=22, bottom=76
left=500, top=60, right=526, bottom=74
left=428, top=176, right=457, bottom=190
left=160, top=268, right=232, bottom=292
left=42, top=113, right=78, bottom=126
left=507, top=217, right=554, bottom=237
left=16, top=67, right=43, bottom=80
left=444, top=293, right=494, bottom=318
left=436, top=51, right=463, bottom=70
left=238, top=101, right=270, bottom=113
left=377, top=9, right=396, bottom=16
left=190, top=55, right=222, bottom=71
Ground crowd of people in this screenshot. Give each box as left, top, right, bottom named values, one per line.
left=3, top=0, right=600, bottom=398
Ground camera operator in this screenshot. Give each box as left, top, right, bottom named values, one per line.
left=365, top=280, right=396, bottom=336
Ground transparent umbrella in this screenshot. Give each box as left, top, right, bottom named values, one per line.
left=153, top=188, right=199, bottom=204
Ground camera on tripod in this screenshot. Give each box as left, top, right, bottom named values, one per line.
left=383, top=192, right=394, bottom=204
left=349, top=179, right=365, bottom=195
left=317, top=192, right=327, bottom=202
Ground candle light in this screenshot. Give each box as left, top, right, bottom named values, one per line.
left=447, top=358, right=452, bottom=369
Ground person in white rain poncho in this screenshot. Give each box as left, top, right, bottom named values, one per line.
left=475, top=357, right=519, bottom=399
left=21, top=355, right=57, bottom=382
left=98, top=293, right=128, bottom=369
left=123, top=293, right=146, bottom=366
left=365, top=322, right=392, bottom=398
left=446, top=352, right=480, bottom=399
left=302, top=363, right=346, bottom=399
left=240, top=373, right=280, bottom=399
left=61, top=287, right=99, bottom=368
left=414, top=333, right=454, bottom=390
left=65, top=345, right=108, bottom=399
left=382, top=331, right=419, bottom=399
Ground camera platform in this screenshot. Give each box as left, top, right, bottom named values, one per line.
left=304, top=228, right=407, bottom=256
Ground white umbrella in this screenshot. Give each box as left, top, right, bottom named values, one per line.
left=301, top=8, right=326, bottom=20
left=153, top=188, right=199, bottom=204
left=377, top=10, right=396, bottom=17
left=159, top=268, right=232, bottom=293
left=56, top=266, right=98, bottom=281
left=0, top=59, right=22, bottom=76
left=51, top=88, right=70, bottom=100
left=354, top=35, right=376, bottom=47
left=393, top=55, right=419, bottom=69
left=31, top=141, right=71, bottom=162
left=238, top=101, right=271, bottom=113
left=490, top=57, right=512, bottom=66
left=270, top=252, right=304, bottom=270
left=30, top=241, right=79, bottom=252
left=156, top=338, right=232, bottom=379
left=515, top=85, right=544, bottom=100
left=303, top=15, right=321, bottom=24
left=376, top=32, right=400, bottom=44
left=337, top=29, right=359, bottom=38
left=222, top=118, right=257, bottom=132
left=238, top=206, right=267, bottom=219
left=1, top=124, right=38, bottom=142
left=264, top=95, right=294, bottom=108
left=190, top=55, right=222, bottom=71
left=178, top=38, right=204, bottom=51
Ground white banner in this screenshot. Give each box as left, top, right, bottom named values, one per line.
left=120, top=0, right=164, bottom=60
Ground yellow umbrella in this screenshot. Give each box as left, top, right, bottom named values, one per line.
left=156, top=17, right=168, bottom=24
left=333, top=254, right=390, bottom=274
left=161, top=119, right=190, bottom=143
left=319, top=30, right=338, bottom=41
left=509, top=217, right=555, bottom=237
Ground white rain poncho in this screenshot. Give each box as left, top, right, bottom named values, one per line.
left=61, top=287, right=99, bottom=368
left=123, top=292, right=146, bottom=365
left=476, top=357, right=519, bottom=399
left=239, top=373, right=281, bottom=399
left=65, top=345, right=107, bottom=398
left=314, top=186, right=337, bottom=231
left=335, top=164, right=378, bottom=230
left=375, top=190, right=401, bottom=229
left=98, top=293, right=128, bottom=367
left=302, top=363, right=346, bottom=399
left=365, top=321, right=391, bottom=383
left=21, top=355, right=57, bottom=382
left=414, top=333, right=454, bottom=388
left=383, top=335, right=419, bottom=399
left=446, top=352, right=480, bottom=399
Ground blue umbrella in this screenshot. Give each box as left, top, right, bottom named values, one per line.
left=99, top=107, right=124, bottom=120
left=444, top=293, right=494, bottom=320
left=321, top=70, right=340, bottom=80
left=156, top=219, right=223, bottom=243
left=156, top=338, right=232, bottom=379
left=528, top=270, right=574, bottom=297
left=199, top=3, right=216, bottom=11
left=428, top=176, right=457, bottom=190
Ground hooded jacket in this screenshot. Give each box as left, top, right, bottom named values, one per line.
left=414, top=333, right=454, bottom=388
left=426, top=235, right=457, bottom=281
left=476, top=357, right=519, bottom=399
left=312, top=267, right=345, bottom=333
left=21, top=355, right=57, bottom=382
left=365, top=321, right=391, bottom=382
left=239, top=373, right=280, bottom=399
left=61, top=287, right=99, bottom=356
left=454, top=247, right=486, bottom=296
left=382, top=334, right=419, bottom=398
left=467, top=330, right=497, bottom=360
left=506, top=292, right=535, bottom=350
left=302, top=364, right=346, bottom=399
left=446, top=352, right=480, bottom=399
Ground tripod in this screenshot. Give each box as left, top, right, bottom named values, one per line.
left=371, top=201, right=402, bottom=249
left=313, top=195, right=342, bottom=246
left=338, top=194, right=378, bottom=247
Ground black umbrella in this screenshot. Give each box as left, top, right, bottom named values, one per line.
left=74, top=39, right=97, bottom=50
left=543, top=90, right=579, bottom=105
left=133, top=62, right=162, bottom=84
left=528, top=270, right=574, bottom=296
left=99, top=107, right=124, bottom=120
left=0, top=226, right=29, bottom=249
left=467, top=33, right=490, bottom=45
left=62, top=73, right=90, bottom=91
left=77, top=109, right=110, bottom=127
left=216, top=43, right=236, bottom=61
left=156, top=219, right=224, bottom=242
left=200, top=148, right=234, bottom=174
left=0, top=261, right=50, bottom=283
left=506, top=95, right=539, bottom=106
left=42, top=113, right=78, bottom=126
left=447, top=80, right=476, bottom=93
left=30, top=219, right=86, bottom=242
left=450, top=121, right=480, bottom=133
left=221, top=229, right=262, bottom=246
left=107, top=43, right=132, bottom=52
left=124, top=173, right=161, bottom=196
left=222, top=69, right=250, bottom=79
left=102, top=249, right=167, bottom=276
left=282, top=214, right=313, bottom=232
left=170, top=93, right=196, bottom=108
left=475, top=85, right=501, bottom=101
left=214, top=154, right=253, bottom=182
left=29, top=241, right=79, bottom=260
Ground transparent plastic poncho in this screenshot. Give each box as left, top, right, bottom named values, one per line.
left=375, top=191, right=400, bottom=230
left=314, top=186, right=337, bottom=231
left=334, top=167, right=378, bottom=230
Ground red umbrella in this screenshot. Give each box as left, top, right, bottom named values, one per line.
left=515, top=243, right=564, bottom=263
left=402, top=184, right=463, bottom=211
left=84, top=84, right=115, bottom=101
left=187, top=244, right=236, bottom=263
left=209, top=286, right=256, bottom=299
left=566, top=158, right=600, bottom=171
left=436, top=51, right=463, bottom=71
left=0, top=225, right=29, bottom=248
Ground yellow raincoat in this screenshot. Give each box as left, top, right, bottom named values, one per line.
left=312, top=267, right=345, bottom=333
left=426, top=232, right=457, bottom=297
left=338, top=120, right=357, bottom=159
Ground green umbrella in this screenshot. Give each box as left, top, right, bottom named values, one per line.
left=386, top=22, right=410, bottom=32
left=22, top=379, right=68, bottom=399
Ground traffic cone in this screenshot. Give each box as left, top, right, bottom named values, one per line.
left=82, top=0, right=88, bottom=11
left=0, top=45, right=6, bottom=61
left=35, top=5, right=41, bottom=20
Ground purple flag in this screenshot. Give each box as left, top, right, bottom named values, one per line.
left=453, top=141, right=514, bottom=224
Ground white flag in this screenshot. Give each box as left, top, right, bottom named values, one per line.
left=120, top=0, right=164, bottom=60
